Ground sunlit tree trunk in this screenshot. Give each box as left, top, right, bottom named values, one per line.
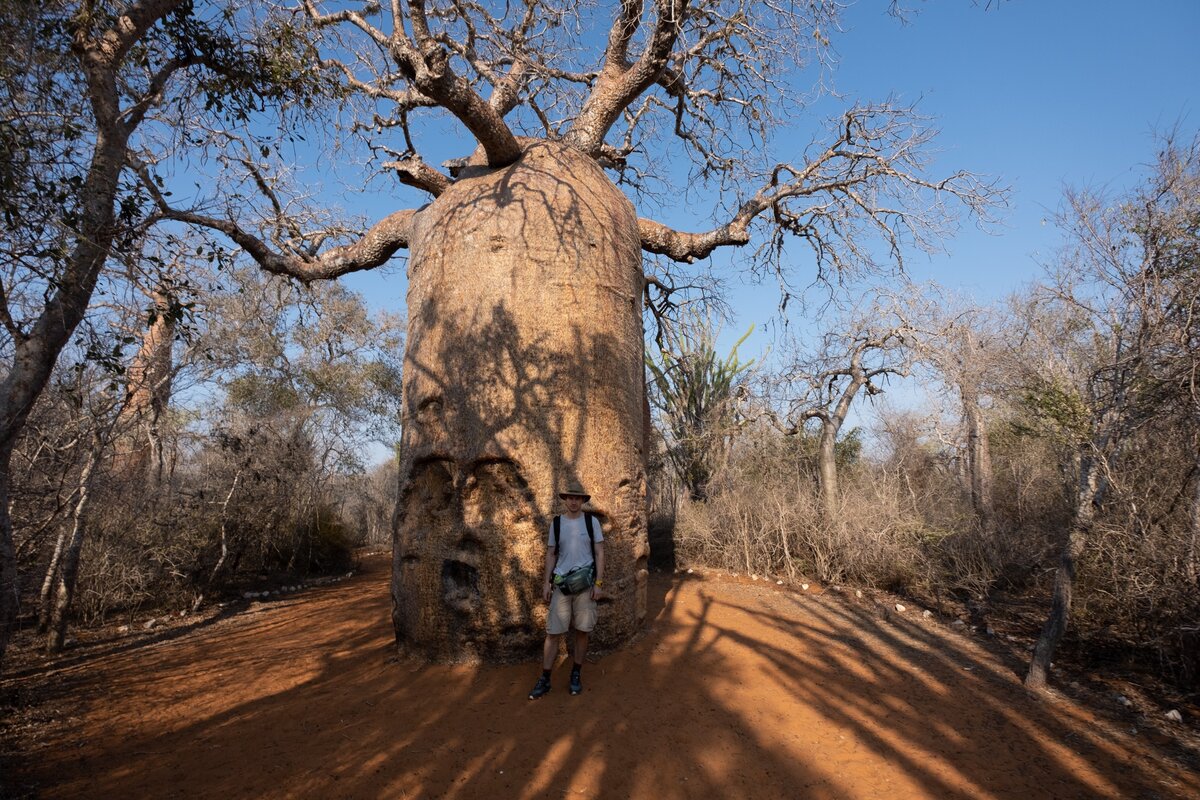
left=816, top=422, right=840, bottom=520
left=394, top=142, right=649, bottom=661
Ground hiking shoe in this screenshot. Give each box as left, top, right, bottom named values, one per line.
left=528, top=676, right=551, bottom=700
left=569, top=672, right=582, bottom=696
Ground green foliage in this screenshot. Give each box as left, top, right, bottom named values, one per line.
left=647, top=313, right=755, bottom=499
left=1017, top=379, right=1092, bottom=441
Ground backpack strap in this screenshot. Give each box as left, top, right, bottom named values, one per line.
left=583, top=511, right=596, bottom=562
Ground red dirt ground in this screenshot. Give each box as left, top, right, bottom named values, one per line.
left=3, top=553, right=1198, bottom=799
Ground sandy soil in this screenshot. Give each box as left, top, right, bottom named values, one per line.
left=3, top=553, right=1197, bottom=799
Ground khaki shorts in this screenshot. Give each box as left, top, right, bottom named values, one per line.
left=547, top=587, right=597, bottom=635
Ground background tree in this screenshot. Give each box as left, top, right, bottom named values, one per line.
left=1019, top=132, right=1200, bottom=690
left=646, top=311, right=753, bottom=501
left=779, top=293, right=930, bottom=521
left=919, top=306, right=1009, bottom=530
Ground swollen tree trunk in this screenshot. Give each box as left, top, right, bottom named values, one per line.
left=46, top=434, right=103, bottom=653
left=962, top=383, right=994, bottom=527
left=1025, top=449, right=1104, bottom=690
left=393, top=141, right=649, bottom=661
left=115, top=289, right=175, bottom=482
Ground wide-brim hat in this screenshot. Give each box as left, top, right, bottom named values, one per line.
left=558, top=481, right=591, bottom=501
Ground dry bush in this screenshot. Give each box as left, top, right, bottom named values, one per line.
left=672, top=426, right=937, bottom=590
left=669, top=412, right=1079, bottom=606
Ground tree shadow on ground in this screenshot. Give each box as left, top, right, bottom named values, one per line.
left=8, top=555, right=1198, bottom=799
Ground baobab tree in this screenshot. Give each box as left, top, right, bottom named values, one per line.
left=142, top=0, right=1001, bottom=660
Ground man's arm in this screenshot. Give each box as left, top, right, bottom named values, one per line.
left=592, top=541, right=606, bottom=600
left=542, top=546, right=557, bottom=602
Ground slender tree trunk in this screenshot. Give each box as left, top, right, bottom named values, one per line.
left=962, top=384, right=994, bottom=527
left=0, top=123, right=128, bottom=664
left=817, top=422, right=840, bottom=521
left=1025, top=449, right=1104, bottom=690
left=193, top=471, right=240, bottom=612
left=37, top=525, right=70, bottom=633
left=46, top=435, right=103, bottom=653
left=1187, top=459, right=1199, bottom=588
left=0, top=443, right=19, bottom=661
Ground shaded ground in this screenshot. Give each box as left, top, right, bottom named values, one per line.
left=2, top=554, right=1198, bottom=799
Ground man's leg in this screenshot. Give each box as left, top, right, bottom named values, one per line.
left=572, top=630, right=588, bottom=666
left=569, top=591, right=596, bottom=696
left=529, top=634, right=559, bottom=699
left=543, top=633, right=562, bottom=671
left=532, top=592, right=570, bottom=700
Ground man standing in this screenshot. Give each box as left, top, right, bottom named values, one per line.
left=528, top=481, right=606, bottom=699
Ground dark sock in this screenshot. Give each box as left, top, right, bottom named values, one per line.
left=571, top=663, right=582, bottom=675
left=542, top=669, right=552, bottom=680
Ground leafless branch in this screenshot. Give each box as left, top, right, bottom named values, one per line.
left=134, top=161, right=416, bottom=283
left=638, top=103, right=1005, bottom=277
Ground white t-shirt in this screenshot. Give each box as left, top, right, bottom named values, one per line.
left=548, top=513, right=604, bottom=576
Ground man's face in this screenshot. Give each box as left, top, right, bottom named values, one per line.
left=563, top=494, right=585, bottom=513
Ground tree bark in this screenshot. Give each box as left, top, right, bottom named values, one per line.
left=1025, top=449, right=1103, bottom=690
left=962, top=383, right=994, bottom=528
left=37, top=525, right=70, bottom=633
left=46, top=434, right=103, bottom=653
left=817, top=422, right=840, bottom=520
left=115, top=289, right=175, bottom=481
left=394, top=141, right=649, bottom=661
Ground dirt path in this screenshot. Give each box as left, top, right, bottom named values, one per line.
left=3, top=554, right=1197, bottom=799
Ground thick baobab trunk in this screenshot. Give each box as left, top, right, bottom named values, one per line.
left=114, top=290, right=175, bottom=482
left=394, top=141, right=649, bottom=661
left=1025, top=450, right=1103, bottom=690
left=817, top=423, right=839, bottom=520
left=962, top=384, right=994, bottom=527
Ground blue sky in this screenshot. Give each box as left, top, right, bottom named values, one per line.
left=818, top=0, right=1199, bottom=299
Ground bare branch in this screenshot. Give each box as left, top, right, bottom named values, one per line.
left=639, top=103, right=1005, bottom=274
left=567, top=0, right=686, bottom=157
left=135, top=163, right=416, bottom=282
left=390, top=1, right=523, bottom=165
left=383, top=154, right=451, bottom=196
